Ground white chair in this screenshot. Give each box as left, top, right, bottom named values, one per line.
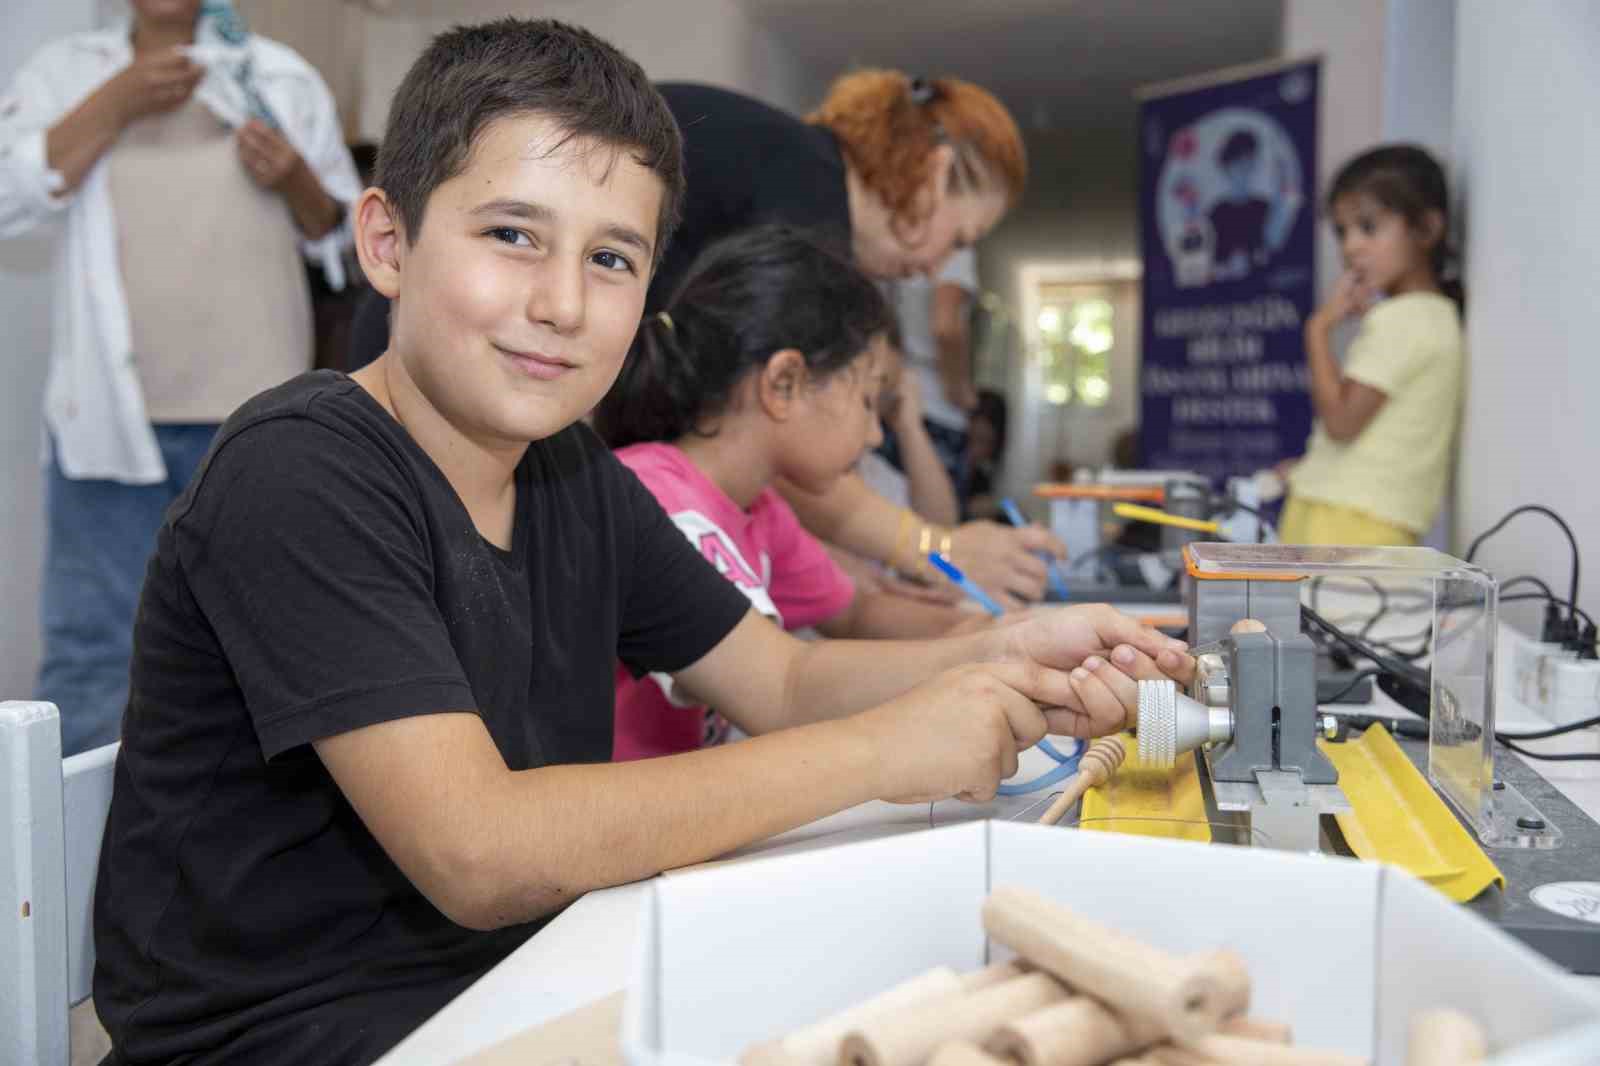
left=2, top=701, right=119, bottom=1066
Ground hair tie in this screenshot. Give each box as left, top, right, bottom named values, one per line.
left=655, top=310, right=675, bottom=332
left=909, top=76, right=937, bottom=106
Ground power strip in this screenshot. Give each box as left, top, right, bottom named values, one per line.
left=1510, top=633, right=1600, bottom=728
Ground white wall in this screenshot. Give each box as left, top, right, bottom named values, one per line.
left=0, top=1, right=100, bottom=699
left=357, top=0, right=813, bottom=143
left=1282, top=0, right=1386, bottom=299
left=1382, top=0, right=1454, bottom=160
left=1453, top=3, right=1600, bottom=619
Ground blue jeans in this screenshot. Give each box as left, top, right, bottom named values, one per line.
left=34, top=425, right=217, bottom=755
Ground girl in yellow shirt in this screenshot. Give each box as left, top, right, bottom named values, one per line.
left=1281, top=145, right=1464, bottom=546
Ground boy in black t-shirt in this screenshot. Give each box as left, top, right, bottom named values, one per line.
left=93, top=19, right=1193, bottom=1066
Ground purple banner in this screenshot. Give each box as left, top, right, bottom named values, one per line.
left=1138, top=60, right=1319, bottom=482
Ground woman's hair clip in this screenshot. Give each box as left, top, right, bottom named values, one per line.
left=909, top=76, right=938, bottom=106
left=654, top=310, right=675, bottom=333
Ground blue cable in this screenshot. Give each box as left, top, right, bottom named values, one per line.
left=926, top=551, right=1085, bottom=795
left=996, top=737, right=1084, bottom=796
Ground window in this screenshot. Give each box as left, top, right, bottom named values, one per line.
left=1036, top=289, right=1113, bottom=408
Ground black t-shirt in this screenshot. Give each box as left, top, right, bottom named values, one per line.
left=345, top=83, right=851, bottom=371
left=93, top=372, right=751, bottom=1066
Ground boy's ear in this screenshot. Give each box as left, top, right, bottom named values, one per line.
left=756, top=349, right=809, bottom=420
left=354, top=187, right=406, bottom=300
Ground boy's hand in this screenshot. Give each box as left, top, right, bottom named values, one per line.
left=996, top=603, right=1195, bottom=737
left=853, top=662, right=1065, bottom=803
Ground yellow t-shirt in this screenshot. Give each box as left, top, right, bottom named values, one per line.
left=1288, top=292, right=1463, bottom=534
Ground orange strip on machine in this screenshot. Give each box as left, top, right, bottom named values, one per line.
left=1182, top=543, right=1305, bottom=583
left=1033, top=483, right=1167, bottom=503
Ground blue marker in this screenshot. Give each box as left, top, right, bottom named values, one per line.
left=928, top=553, right=1005, bottom=618
left=1000, top=497, right=1070, bottom=601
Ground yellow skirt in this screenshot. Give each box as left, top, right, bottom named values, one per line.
left=1280, top=497, right=1418, bottom=547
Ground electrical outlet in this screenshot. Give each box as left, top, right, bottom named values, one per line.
left=1533, top=653, right=1600, bottom=728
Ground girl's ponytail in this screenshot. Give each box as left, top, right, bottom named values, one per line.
left=593, top=311, right=702, bottom=449
left=593, top=224, right=891, bottom=449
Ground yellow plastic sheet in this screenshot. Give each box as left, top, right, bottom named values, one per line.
left=1321, top=724, right=1504, bottom=902
left=1076, top=726, right=1504, bottom=903
left=1079, top=734, right=1211, bottom=843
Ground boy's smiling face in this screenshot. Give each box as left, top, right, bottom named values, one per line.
left=372, top=113, right=663, bottom=446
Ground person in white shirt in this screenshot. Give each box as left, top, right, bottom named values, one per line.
left=886, top=246, right=981, bottom=495
left=0, top=0, right=360, bottom=754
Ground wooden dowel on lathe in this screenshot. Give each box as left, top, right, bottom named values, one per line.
left=746, top=968, right=967, bottom=1066
left=925, top=1042, right=1011, bottom=1066
left=986, top=996, right=1165, bottom=1066
left=1219, top=1017, right=1294, bottom=1044
left=1406, top=1008, right=1487, bottom=1066
left=980, top=887, right=1234, bottom=1045
left=1038, top=736, right=1127, bottom=826
left=839, top=973, right=1068, bottom=1066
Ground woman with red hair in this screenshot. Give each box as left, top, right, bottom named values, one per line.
left=347, top=65, right=1062, bottom=605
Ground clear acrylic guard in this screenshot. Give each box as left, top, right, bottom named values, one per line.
left=1187, top=543, right=1558, bottom=849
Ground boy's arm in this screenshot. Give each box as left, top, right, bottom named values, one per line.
left=313, top=613, right=1152, bottom=931
left=675, top=602, right=1189, bottom=739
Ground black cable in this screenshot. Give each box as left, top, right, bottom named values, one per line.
left=1309, top=601, right=1600, bottom=759
left=1501, top=574, right=1556, bottom=600
left=1500, top=593, right=1595, bottom=631
left=1499, top=714, right=1600, bottom=741
left=1324, top=668, right=1381, bottom=704
left=1497, top=739, right=1600, bottom=763
left=1301, top=604, right=1429, bottom=690
left=1465, top=505, right=1581, bottom=627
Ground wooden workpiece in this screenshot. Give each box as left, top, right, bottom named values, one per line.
left=1218, top=1017, right=1294, bottom=1044
left=840, top=973, right=1068, bottom=1066
left=1185, top=1034, right=1368, bottom=1066
left=1406, top=1008, right=1488, bottom=1065
left=1037, top=736, right=1127, bottom=826
left=981, top=887, right=1238, bottom=1044
left=960, top=961, right=1028, bottom=991
left=747, top=967, right=968, bottom=1066
left=925, top=1042, right=1011, bottom=1066
left=986, top=995, right=1165, bottom=1066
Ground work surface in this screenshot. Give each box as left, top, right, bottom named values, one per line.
left=376, top=611, right=1600, bottom=1066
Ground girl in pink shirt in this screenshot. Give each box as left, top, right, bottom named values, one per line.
left=594, top=226, right=977, bottom=759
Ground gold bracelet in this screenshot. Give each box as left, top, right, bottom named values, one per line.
left=888, top=510, right=918, bottom=573
left=937, top=530, right=953, bottom=561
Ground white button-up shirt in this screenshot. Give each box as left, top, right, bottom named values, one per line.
left=0, top=22, right=361, bottom=483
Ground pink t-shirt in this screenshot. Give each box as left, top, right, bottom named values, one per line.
left=612, top=443, right=856, bottom=760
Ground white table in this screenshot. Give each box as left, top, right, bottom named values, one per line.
left=377, top=609, right=1600, bottom=1066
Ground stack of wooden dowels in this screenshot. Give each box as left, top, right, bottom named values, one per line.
left=739, top=887, right=1488, bottom=1066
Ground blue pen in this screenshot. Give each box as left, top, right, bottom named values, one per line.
left=927, top=553, right=1005, bottom=617
left=1000, top=497, right=1070, bottom=601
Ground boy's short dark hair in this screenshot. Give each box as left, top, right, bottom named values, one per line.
left=375, top=18, right=684, bottom=263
